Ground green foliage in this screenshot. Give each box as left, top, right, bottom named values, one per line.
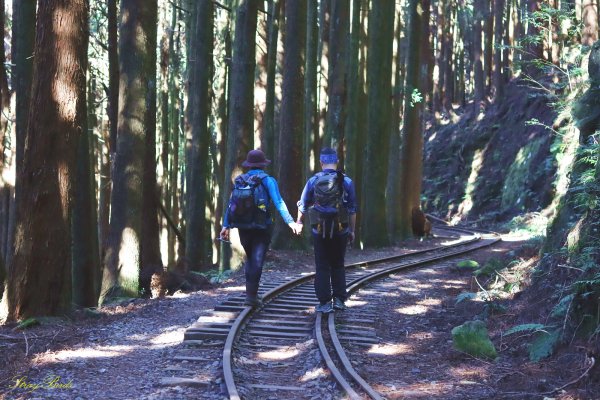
left=504, top=323, right=546, bottom=336
left=15, top=318, right=40, bottom=330
left=195, top=269, right=233, bottom=284
left=456, top=292, right=478, bottom=304
left=451, top=320, right=498, bottom=360
left=550, top=294, right=574, bottom=318
left=456, top=260, right=479, bottom=269
left=529, top=329, right=561, bottom=362
left=474, top=258, right=504, bottom=277
left=410, top=88, right=423, bottom=107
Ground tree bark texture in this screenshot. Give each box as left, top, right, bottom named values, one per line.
left=398, top=0, right=426, bottom=239
left=361, top=0, right=394, bottom=246
left=324, top=0, right=349, bottom=166
left=473, top=0, right=485, bottom=105
left=103, top=0, right=159, bottom=298
left=185, top=0, right=214, bottom=271
left=273, top=0, right=306, bottom=249
left=8, top=0, right=88, bottom=319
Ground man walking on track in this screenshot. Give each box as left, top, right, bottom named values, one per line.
left=220, top=149, right=302, bottom=307
left=296, top=148, right=358, bottom=313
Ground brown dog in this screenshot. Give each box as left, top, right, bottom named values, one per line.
left=412, top=207, right=432, bottom=239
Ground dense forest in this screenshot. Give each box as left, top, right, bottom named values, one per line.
left=0, top=0, right=599, bottom=371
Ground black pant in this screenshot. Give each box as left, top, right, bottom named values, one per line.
left=239, top=228, right=272, bottom=300
left=313, top=232, right=348, bottom=304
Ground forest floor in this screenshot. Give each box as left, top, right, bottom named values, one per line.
left=0, top=232, right=598, bottom=399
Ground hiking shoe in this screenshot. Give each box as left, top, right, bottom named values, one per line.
left=333, top=298, right=347, bottom=310
left=244, top=297, right=264, bottom=308
left=315, top=302, right=334, bottom=314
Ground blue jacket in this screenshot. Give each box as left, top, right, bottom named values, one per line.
left=223, top=169, right=294, bottom=228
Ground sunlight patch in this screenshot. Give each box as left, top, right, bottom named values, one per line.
left=368, top=343, right=411, bottom=355
left=150, top=330, right=183, bottom=346
left=300, top=367, right=328, bottom=382
left=258, top=347, right=300, bottom=361
left=51, top=345, right=132, bottom=362
left=396, top=304, right=429, bottom=315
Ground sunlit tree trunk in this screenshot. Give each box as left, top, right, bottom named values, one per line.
left=103, top=0, right=159, bottom=299
left=344, top=0, right=361, bottom=180
left=7, top=0, right=88, bottom=319
left=474, top=0, right=485, bottom=105
left=273, top=0, right=306, bottom=249
left=398, top=0, right=426, bottom=239
left=493, top=0, right=505, bottom=98
left=582, top=0, right=598, bottom=45
left=362, top=0, right=394, bottom=246
left=263, top=0, right=281, bottom=165
left=0, top=0, right=10, bottom=297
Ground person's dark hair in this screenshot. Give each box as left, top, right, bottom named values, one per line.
left=320, top=147, right=338, bottom=164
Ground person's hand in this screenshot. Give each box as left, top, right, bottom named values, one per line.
left=288, top=222, right=303, bottom=235
left=347, top=231, right=355, bottom=245
left=220, top=227, right=230, bottom=241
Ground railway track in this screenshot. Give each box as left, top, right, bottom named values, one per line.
left=189, top=227, right=500, bottom=399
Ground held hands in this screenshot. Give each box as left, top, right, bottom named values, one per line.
left=220, top=227, right=230, bottom=241
left=288, top=222, right=303, bottom=235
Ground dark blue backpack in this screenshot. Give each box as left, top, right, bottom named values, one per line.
left=227, top=172, right=270, bottom=229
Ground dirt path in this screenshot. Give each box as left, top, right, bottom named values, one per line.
left=1, top=236, right=596, bottom=399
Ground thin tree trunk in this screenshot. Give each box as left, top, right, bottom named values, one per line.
left=305, top=0, right=318, bottom=180
left=0, top=0, right=10, bottom=297
left=103, top=0, right=159, bottom=299
left=263, top=0, right=281, bottom=166
left=7, top=0, right=88, bottom=319
left=484, top=0, right=494, bottom=95
left=221, top=0, right=259, bottom=267
left=582, top=0, right=598, bottom=45
left=325, top=0, right=349, bottom=165
left=317, top=0, right=331, bottom=146
left=361, top=0, right=394, bottom=247
left=73, top=75, right=100, bottom=308
left=345, top=0, right=361, bottom=180
left=474, top=0, right=485, bottom=105
left=273, top=0, right=306, bottom=250
left=493, top=0, right=505, bottom=98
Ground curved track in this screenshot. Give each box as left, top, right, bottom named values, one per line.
left=221, top=228, right=500, bottom=399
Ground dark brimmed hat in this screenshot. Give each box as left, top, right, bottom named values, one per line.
left=242, top=149, right=271, bottom=168
left=320, top=147, right=338, bottom=164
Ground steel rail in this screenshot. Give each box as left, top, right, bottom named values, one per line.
left=319, top=235, right=501, bottom=399
left=223, top=228, right=485, bottom=399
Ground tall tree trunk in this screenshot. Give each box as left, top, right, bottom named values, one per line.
left=221, top=0, right=259, bottom=267
left=0, top=0, right=10, bottom=297
left=186, top=0, right=214, bottom=271
left=103, top=0, right=159, bottom=299
left=582, top=0, right=598, bottom=45
left=305, top=0, right=318, bottom=180
left=484, top=0, right=494, bottom=95
left=344, top=0, right=361, bottom=181
left=397, top=0, right=426, bottom=239
left=263, top=0, right=281, bottom=166
left=72, top=74, right=101, bottom=308
left=7, top=0, right=88, bottom=320
left=272, top=0, right=306, bottom=250
left=317, top=0, right=331, bottom=146
left=324, top=0, right=349, bottom=165
left=361, top=0, right=394, bottom=247
left=8, top=0, right=36, bottom=271
left=493, top=0, right=505, bottom=98
left=524, top=0, right=543, bottom=74
left=473, top=0, right=485, bottom=105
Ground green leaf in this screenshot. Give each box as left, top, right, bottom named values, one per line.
left=529, top=329, right=560, bottom=362
left=456, top=292, right=478, bottom=304
left=456, top=260, right=480, bottom=269
left=504, top=323, right=546, bottom=336
left=15, top=318, right=40, bottom=330
left=550, top=294, right=574, bottom=318
left=452, top=320, right=498, bottom=360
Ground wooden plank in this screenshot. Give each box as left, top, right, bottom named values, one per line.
left=245, top=324, right=311, bottom=333
left=247, top=384, right=305, bottom=391
left=184, top=331, right=228, bottom=340
left=159, top=377, right=210, bottom=387
left=246, top=330, right=309, bottom=339
left=338, top=336, right=379, bottom=344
